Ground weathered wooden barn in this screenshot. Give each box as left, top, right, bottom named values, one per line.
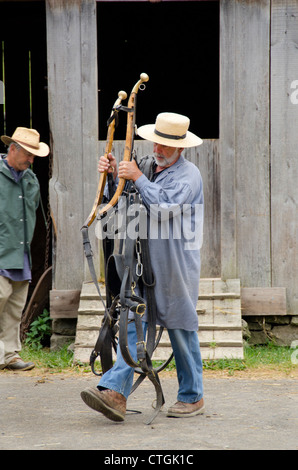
left=0, top=0, right=297, bottom=357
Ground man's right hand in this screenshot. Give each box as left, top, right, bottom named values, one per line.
left=98, top=153, right=117, bottom=179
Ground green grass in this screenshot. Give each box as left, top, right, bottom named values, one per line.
left=20, top=344, right=82, bottom=373
left=242, top=343, right=296, bottom=373
left=203, top=344, right=296, bottom=375
left=18, top=342, right=298, bottom=376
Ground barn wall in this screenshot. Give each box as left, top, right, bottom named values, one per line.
left=220, top=0, right=271, bottom=286
left=270, top=0, right=298, bottom=314
left=220, top=0, right=298, bottom=314
left=46, top=0, right=298, bottom=315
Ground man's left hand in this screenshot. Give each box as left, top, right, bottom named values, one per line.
left=118, top=160, right=143, bottom=182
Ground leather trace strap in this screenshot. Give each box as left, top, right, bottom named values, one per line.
left=81, top=75, right=173, bottom=424
left=91, top=185, right=173, bottom=424
left=81, top=89, right=127, bottom=374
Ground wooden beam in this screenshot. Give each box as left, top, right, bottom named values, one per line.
left=50, top=290, right=81, bottom=318
left=241, top=287, right=287, bottom=316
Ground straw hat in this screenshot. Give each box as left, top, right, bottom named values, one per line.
left=137, top=112, right=203, bottom=148
left=1, top=127, right=49, bottom=157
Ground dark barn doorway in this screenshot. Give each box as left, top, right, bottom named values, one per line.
left=0, top=1, right=51, bottom=303
left=97, top=0, right=219, bottom=141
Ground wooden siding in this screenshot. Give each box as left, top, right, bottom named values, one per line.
left=220, top=0, right=298, bottom=314
left=46, top=0, right=298, bottom=315
left=220, top=0, right=271, bottom=286
left=270, top=1, right=298, bottom=314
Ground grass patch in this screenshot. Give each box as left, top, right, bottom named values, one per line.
left=18, top=342, right=298, bottom=376
left=203, top=357, right=246, bottom=374
left=20, top=344, right=82, bottom=373
left=243, top=343, right=296, bottom=374
left=203, top=344, right=297, bottom=375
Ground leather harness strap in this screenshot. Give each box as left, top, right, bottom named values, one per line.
left=87, top=177, right=171, bottom=424
left=81, top=74, right=173, bottom=424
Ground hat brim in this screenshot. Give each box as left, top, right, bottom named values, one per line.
left=137, top=124, right=203, bottom=148
left=1, top=135, right=49, bottom=157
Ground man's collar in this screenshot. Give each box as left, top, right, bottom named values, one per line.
left=1, top=157, right=24, bottom=181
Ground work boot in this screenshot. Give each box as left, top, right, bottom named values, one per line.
left=167, top=398, right=205, bottom=418
left=5, top=358, right=35, bottom=371
left=81, top=387, right=126, bottom=422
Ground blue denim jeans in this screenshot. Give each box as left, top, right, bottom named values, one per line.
left=98, top=321, right=203, bottom=403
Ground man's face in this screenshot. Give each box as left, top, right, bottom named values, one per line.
left=7, top=144, right=35, bottom=171
left=153, top=143, right=182, bottom=168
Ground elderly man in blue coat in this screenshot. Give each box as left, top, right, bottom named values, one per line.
left=81, top=112, right=205, bottom=420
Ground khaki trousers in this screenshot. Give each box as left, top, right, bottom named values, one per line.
left=0, top=276, right=29, bottom=368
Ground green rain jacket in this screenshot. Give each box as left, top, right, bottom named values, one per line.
left=0, top=158, right=40, bottom=269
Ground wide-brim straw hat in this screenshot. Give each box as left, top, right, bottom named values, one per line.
left=1, top=127, right=49, bottom=157
left=137, top=112, right=203, bottom=148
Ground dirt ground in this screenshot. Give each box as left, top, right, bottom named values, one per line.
left=1, top=366, right=297, bottom=452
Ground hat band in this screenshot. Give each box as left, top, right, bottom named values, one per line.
left=154, top=129, right=186, bottom=141
left=14, top=139, right=39, bottom=150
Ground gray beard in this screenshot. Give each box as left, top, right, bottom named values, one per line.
left=153, top=148, right=180, bottom=168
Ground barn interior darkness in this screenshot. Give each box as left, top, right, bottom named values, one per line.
left=0, top=1, right=50, bottom=301
left=97, top=1, right=219, bottom=141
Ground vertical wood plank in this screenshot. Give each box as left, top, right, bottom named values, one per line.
left=187, top=141, right=220, bottom=278
left=234, top=0, right=271, bottom=287
left=46, top=0, right=98, bottom=289
left=219, top=0, right=237, bottom=279
left=80, top=0, right=100, bottom=281
left=271, top=0, right=298, bottom=314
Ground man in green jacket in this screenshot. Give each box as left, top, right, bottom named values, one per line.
left=0, top=127, right=49, bottom=371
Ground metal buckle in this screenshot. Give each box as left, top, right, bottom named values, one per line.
left=136, top=303, right=146, bottom=316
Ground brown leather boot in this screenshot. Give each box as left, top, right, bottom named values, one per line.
left=167, top=398, right=205, bottom=418
left=81, top=387, right=126, bottom=422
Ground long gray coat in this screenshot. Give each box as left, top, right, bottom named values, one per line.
left=135, top=155, right=204, bottom=331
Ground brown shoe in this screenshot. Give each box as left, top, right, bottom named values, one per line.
left=80, top=387, right=126, bottom=422
left=167, top=398, right=205, bottom=418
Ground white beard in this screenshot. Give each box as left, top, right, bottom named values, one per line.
left=153, top=148, right=180, bottom=168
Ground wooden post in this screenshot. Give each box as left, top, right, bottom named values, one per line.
left=220, top=0, right=271, bottom=287
left=271, top=1, right=298, bottom=314
left=220, top=0, right=237, bottom=280
left=46, top=0, right=98, bottom=309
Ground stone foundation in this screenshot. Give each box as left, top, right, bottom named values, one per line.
left=50, top=318, right=77, bottom=351
left=243, top=316, right=298, bottom=346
